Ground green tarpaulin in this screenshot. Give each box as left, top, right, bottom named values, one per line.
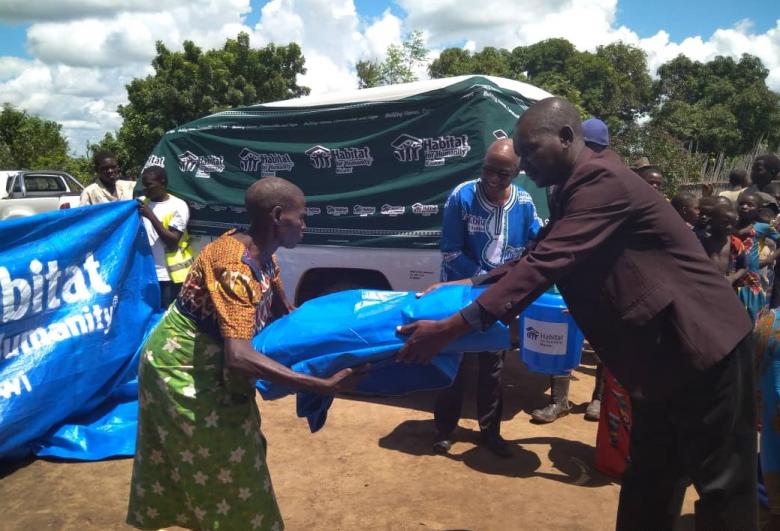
left=146, top=75, right=551, bottom=248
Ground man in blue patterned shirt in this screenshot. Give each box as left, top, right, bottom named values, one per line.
left=433, top=138, right=542, bottom=457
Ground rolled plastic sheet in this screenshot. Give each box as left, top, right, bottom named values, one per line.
left=254, top=285, right=512, bottom=430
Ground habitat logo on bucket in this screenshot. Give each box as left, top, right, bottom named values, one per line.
left=523, top=317, right=568, bottom=355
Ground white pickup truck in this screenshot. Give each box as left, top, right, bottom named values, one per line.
left=0, top=170, right=84, bottom=221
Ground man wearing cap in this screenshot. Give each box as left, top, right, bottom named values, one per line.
left=582, top=117, right=609, bottom=154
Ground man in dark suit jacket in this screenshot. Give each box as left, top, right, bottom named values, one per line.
left=398, top=97, right=756, bottom=531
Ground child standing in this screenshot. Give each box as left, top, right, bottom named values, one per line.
left=698, top=203, right=746, bottom=287
left=735, top=192, right=780, bottom=321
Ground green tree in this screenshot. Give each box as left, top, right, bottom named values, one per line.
left=0, top=103, right=71, bottom=170
left=652, top=53, right=780, bottom=155
left=356, top=60, right=382, bottom=89
left=428, top=39, right=653, bottom=131
left=356, top=30, right=429, bottom=88
left=468, top=47, right=512, bottom=77
left=515, top=38, right=577, bottom=79
left=595, top=42, right=653, bottom=122
left=117, top=32, right=309, bottom=169
left=428, top=48, right=475, bottom=79
left=612, top=123, right=704, bottom=196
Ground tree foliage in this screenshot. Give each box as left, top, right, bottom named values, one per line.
left=428, top=38, right=653, bottom=132
left=117, top=32, right=309, bottom=171
left=429, top=38, right=779, bottom=158
left=0, top=103, right=72, bottom=171
left=612, top=123, right=704, bottom=196
left=652, top=53, right=780, bottom=155
left=356, top=30, right=429, bottom=88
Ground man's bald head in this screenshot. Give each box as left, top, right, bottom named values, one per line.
left=486, top=138, right=519, bottom=162
left=517, top=97, right=583, bottom=140
left=245, top=177, right=304, bottom=225
left=480, top=138, right=521, bottom=204
left=512, top=97, right=584, bottom=187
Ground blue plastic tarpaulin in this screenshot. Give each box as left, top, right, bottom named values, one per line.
left=0, top=201, right=160, bottom=461
left=254, top=285, right=512, bottom=431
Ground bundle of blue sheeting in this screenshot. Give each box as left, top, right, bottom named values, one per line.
left=253, top=285, right=511, bottom=431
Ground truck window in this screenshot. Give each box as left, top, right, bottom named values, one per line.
left=9, top=176, right=21, bottom=194
left=24, top=175, right=66, bottom=193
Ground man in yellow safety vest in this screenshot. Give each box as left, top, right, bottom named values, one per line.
left=138, top=165, right=193, bottom=309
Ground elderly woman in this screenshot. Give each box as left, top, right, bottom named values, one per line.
left=127, top=177, right=363, bottom=530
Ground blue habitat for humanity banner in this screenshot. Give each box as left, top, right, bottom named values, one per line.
left=0, top=201, right=160, bottom=460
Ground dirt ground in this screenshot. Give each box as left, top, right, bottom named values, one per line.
left=0, top=352, right=698, bottom=531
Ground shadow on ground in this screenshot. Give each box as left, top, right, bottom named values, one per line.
left=378, top=418, right=613, bottom=488
left=342, top=351, right=600, bottom=422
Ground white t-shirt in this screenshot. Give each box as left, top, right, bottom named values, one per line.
left=141, top=194, right=190, bottom=281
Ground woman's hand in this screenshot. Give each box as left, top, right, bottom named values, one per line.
left=319, top=364, right=371, bottom=394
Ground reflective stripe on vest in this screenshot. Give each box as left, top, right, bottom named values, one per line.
left=161, top=210, right=193, bottom=283
left=144, top=197, right=194, bottom=284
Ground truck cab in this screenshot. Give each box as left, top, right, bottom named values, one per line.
left=0, top=170, right=84, bottom=221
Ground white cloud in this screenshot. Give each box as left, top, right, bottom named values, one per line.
left=363, top=9, right=403, bottom=59
left=0, top=0, right=253, bottom=155
left=251, top=0, right=406, bottom=95
left=0, top=0, right=189, bottom=22
left=0, top=0, right=779, bottom=157
left=0, top=56, right=31, bottom=81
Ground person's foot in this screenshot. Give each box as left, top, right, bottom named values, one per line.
left=481, top=434, right=512, bottom=458
left=432, top=436, right=453, bottom=454
left=530, top=400, right=571, bottom=423
left=584, top=399, right=601, bottom=421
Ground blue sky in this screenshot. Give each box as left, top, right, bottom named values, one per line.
left=615, top=0, right=774, bottom=40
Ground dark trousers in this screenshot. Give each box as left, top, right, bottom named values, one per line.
left=158, top=281, right=181, bottom=310
left=616, top=335, right=757, bottom=531
left=434, top=351, right=505, bottom=439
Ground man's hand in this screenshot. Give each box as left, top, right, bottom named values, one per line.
left=319, top=364, right=370, bottom=395
left=396, top=313, right=472, bottom=364
left=416, top=278, right=472, bottom=298
left=137, top=199, right=154, bottom=220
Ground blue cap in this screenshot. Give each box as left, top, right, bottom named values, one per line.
left=582, top=118, right=609, bottom=147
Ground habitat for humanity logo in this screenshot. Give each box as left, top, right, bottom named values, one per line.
left=353, top=205, right=375, bottom=217
left=238, top=148, right=294, bottom=177
left=326, top=205, right=349, bottom=216
left=411, top=203, right=439, bottom=216
left=381, top=204, right=405, bottom=216
left=143, top=154, right=165, bottom=171
left=391, top=133, right=471, bottom=167
left=523, top=317, right=569, bottom=356
left=178, top=151, right=225, bottom=178
left=305, top=145, right=373, bottom=174
left=1, top=255, right=117, bottom=362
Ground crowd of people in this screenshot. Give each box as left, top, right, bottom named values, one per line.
left=75, top=97, right=780, bottom=529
